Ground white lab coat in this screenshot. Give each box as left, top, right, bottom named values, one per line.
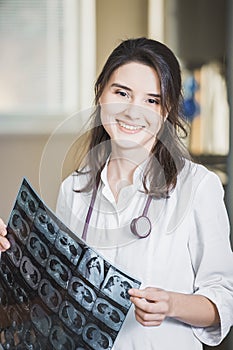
left=56, top=159, right=233, bottom=350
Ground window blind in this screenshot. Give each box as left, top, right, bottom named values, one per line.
left=0, top=0, right=96, bottom=132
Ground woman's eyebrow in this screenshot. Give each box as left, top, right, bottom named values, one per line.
left=110, top=83, right=132, bottom=91
left=110, top=83, right=161, bottom=98
left=147, top=93, right=161, bottom=98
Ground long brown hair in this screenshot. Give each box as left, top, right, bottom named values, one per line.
left=75, top=37, right=190, bottom=198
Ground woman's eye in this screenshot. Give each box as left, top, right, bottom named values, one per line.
left=116, top=90, right=128, bottom=98
left=147, top=98, right=159, bottom=105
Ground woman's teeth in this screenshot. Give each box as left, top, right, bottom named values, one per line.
left=118, top=120, right=143, bottom=130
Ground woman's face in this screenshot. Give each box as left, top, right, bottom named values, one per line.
left=99, top=62, right=164, bottom=153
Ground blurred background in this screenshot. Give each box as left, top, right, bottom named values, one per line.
left=0, top=0, right=232, bottom=348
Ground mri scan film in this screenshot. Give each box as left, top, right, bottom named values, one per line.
left=0, top=178, right=141, bottom=349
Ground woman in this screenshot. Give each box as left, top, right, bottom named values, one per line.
left=1, top=37, right=233, bottom=349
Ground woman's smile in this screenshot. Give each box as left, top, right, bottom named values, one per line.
left=116, top=119, right=145, bottom=133
left=99, top=62, right=163, bottom=152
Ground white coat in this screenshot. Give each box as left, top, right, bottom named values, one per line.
left=56, top=160, right=233, bottom=350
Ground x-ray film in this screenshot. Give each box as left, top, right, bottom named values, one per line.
left=0, top=178, right=141, bottom=350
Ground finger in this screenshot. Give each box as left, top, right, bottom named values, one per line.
left=130, top=296, right=154, bottom=311
left=0, top=236, right=10, bottom=251
left=134, top=308, right=165, bottom=327
left=128, top=287, right=155, bottom=298
left=0, top=218, right=7, bottom=236
left=132, top=300, right=168, bottom=327
left=129, top=287, right=165, bottom=303
left=131, top=295, right=169, bottom=314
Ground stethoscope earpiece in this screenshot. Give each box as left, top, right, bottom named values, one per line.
left=130, top=215, right=152, bottom=239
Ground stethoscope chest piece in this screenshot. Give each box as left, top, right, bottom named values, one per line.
left=130, top=215, right=152, bottom=238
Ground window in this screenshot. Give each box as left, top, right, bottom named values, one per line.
left=0, top=0, right=96, bottom=133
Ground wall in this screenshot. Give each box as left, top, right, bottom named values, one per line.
left=0, top=134, right=47, bottom=221
left=96, top=0, right=148, bottom=73
left=0, top=133, right=78, bottom=222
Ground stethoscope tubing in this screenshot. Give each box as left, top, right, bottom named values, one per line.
left=82, top=179, right=100, bottom=241
left=81, top=178, right=152, bottom=241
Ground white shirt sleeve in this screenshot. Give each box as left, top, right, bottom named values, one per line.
left=188, top=171, right=233, bottom=346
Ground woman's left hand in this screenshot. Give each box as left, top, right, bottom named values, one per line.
left=128, top=287, right=172, bottom=327
left=128, top=286, right=220, bottom=328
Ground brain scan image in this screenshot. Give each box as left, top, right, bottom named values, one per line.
left=46, top=255, right=71, bottom=289
left=49, top=325, right=75, bottom=350
left=30, top=303, right=52, bottom=337
left=83, top=323, right=113, bottom=350
left=68, top=277, right=97, bottom=311
left=27, top=232, right=50, bottom=267
left=6, top=233, right=23, bottom=267
left=17, top=185, right=39, bottom=220
left=55, top=230, right=82, bottom=265
left=9, top=209, right=30, bottom=243
left=78, top=250, right=105, bottom=288
left=34, top=207, right=59, bottom=243
left=93, top=298, right=124, bottom=331
left=20, top=256, right=41, bottom=290
left=59, top=300, right=86, bottom=335
left=0, top=178, right=141, bottom=350
left=38, top=278, right=62, bottom=312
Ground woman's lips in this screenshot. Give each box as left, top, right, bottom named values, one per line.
left=117, top=120, right=144, bottom=133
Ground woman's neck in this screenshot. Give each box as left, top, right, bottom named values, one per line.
left=107, top=146, right=150, bottom=201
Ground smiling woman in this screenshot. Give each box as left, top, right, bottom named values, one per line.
left=55, top=37, right=233, bottom=350
left=99, top=63, right=163, bottom=157
left=98, top=62, right=165, bottom=198
left=101, top=63, right=162, bottom=133
left=75, top=38, right=188, bottom=200
left=1, top=37, right=233, bottom=350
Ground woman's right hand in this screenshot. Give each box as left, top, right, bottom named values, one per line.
left=0, top=218, right=10, bottom=251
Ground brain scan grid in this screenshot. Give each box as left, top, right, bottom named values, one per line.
left=0, top=178, right=141, bottom=350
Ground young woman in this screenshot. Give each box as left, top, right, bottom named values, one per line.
left=1, top=37, right=233, bottom=349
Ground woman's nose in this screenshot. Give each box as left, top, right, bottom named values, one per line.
left=125, top=102, right=145, bottom=120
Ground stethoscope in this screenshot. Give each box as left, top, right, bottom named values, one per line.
left=81, top=176, right=153, bottom=241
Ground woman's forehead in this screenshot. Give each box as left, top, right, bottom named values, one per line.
left=107, top=62, right=160, bottom=92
